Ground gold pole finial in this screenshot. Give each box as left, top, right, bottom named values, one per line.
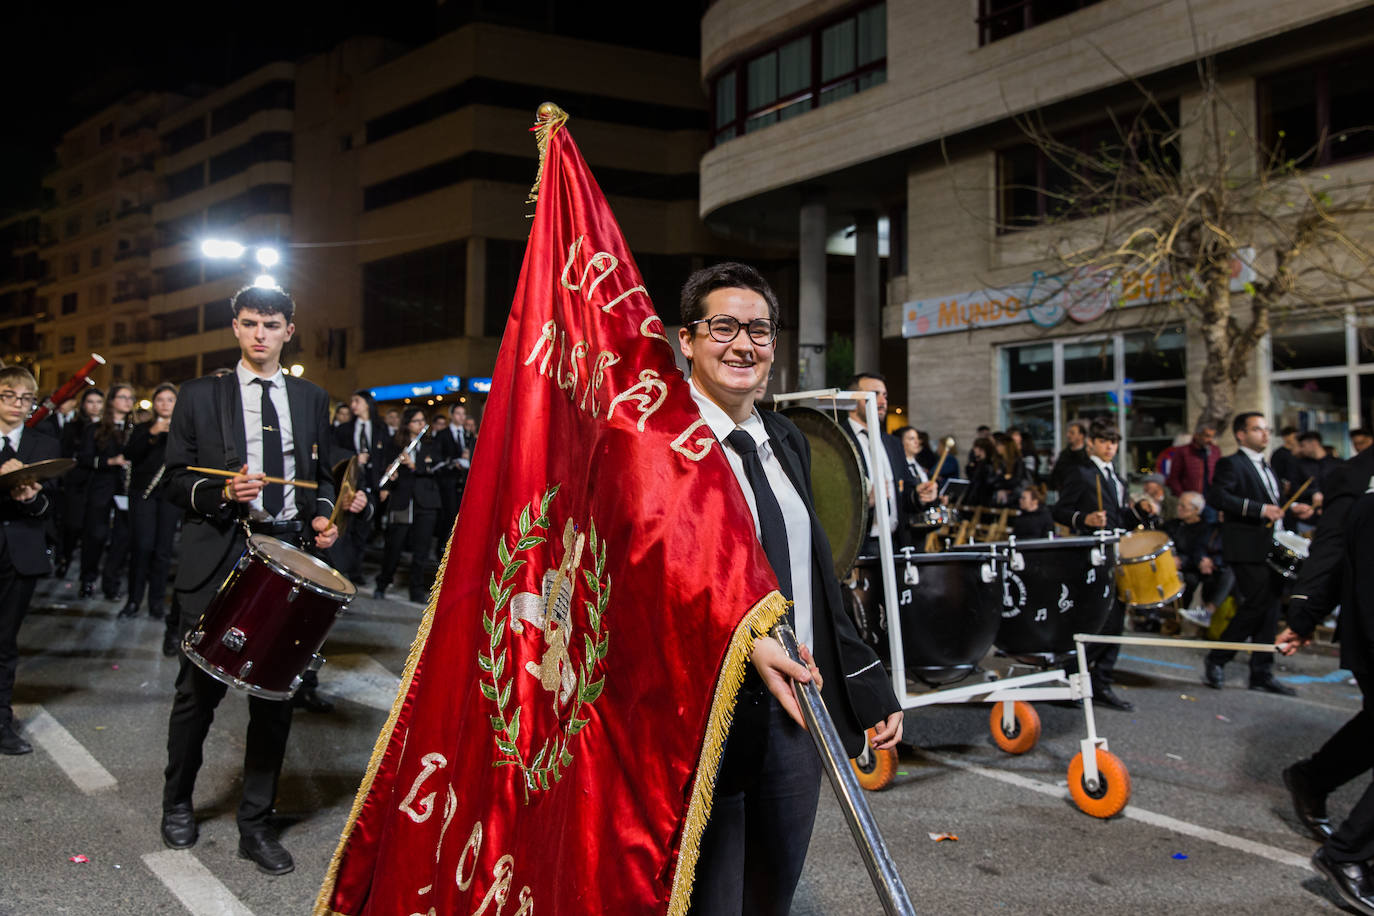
left=527, top=103, right=570, bottom=207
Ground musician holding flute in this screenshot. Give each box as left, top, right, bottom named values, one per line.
left=676, top=263, right=902, bottom=916
left=121, top=383, right=179, bottom=622
left=158, top=284, right=366, bottom=875
left=371, top=406, right=440, bottom=603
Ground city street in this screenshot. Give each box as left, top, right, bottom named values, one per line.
left=1, top=569, right=1363, bottom=915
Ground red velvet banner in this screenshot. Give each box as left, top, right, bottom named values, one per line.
left=317, top=109, right=786, bottom=916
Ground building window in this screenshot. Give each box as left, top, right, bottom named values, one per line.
left=61, top=292, right=77, bottom=314
left=712, top=2, right=886, bottom=145
left=1270, top=307, right=1374, bottom=456
left=158, top=262, right=204, bottom=295
left=208, top=132, right=293, bottom=183
left=59, top=335, right=75, bottom=354
left=94, top=209, right=111, bottom=227
left=977, top=0, right=1103, bottom=45
left=162, top=117, right=207, bottom=156
left=165, top=162, right=206, bottom=199
left=91, top=283, right=107, bottom=308
left=1001, top=328, right=1186, bottom=479
left=65, top=253, right=80, bottom=275
left=997, top=101, right=1179, bottom=230
left=203, top=298, right=233, bottom=331
left=99, top=122, right=114, bottom=145
left=90, top=246, right=102, bottom=268
left=160, top=306, right=200, bottom=339
left=211, top=80, right=295, bottom=135
left=362, top=240, right=466, bottom=351
left=206, top=184, right=290, bottom=226
left=1259, top=48, right=1374, bottom=167
left=65, top=216, right=82, bottom=238
left=485, top=239, right=521, bottom=337
left=88, top=324, right=105, bottom=347
left=112, top=321, right=128, bottom=345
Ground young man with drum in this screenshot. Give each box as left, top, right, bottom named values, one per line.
left=159, top=284, right=367, bottom=875
left=1202, top=411, right=1313, bottom=694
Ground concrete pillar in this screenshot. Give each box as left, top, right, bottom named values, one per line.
left=853, top=211, right=879, bottom=375
left=466, top=236, right=486, bottom=337
left=798, top=189, right=827, bottom=390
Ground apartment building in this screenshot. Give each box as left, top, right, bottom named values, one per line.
left=0, top=211, right=42, bottom=373
left=699, top=0, right=1374, bottom=470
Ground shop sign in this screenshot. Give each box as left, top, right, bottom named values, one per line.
left=467, top=377, right=493, bottom=393
left=370, top=375, right=463, bottom=401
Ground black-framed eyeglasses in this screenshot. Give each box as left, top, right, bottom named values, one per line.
left=0, top=391, right=36, bottom=407
left=686, top=315, right=779, bottom=345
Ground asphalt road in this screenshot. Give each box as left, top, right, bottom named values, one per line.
left=1, top=570, right=1364, bottom=915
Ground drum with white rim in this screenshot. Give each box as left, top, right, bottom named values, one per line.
left=1267, top=529, right=1311, bottom=580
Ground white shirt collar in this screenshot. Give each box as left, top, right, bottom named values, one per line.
left=0, top=422, right=22, bottom=448
left=688, top=378, right=767, bottom=450
left=236, top=362, right=286, bottom=389
left=1089, top=454, right=1115, bottom=474
left=1239, top=446, right=1267, bottom=463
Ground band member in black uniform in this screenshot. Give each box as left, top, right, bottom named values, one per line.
left=435, top=401, right=472, bottom=553
left=1051, top=417, right=1153, bottom=710
left=331, top=389, right=387, bottom=585
left=0, top=367, right=61, bottom=756
left=57, top=388, right=103, bottom=579
left=1275, top=445, right=1374, bottom=914
left=373, top=407, right=441, bottom=603
left=121, top=383, right=179, bottom=620
left=158, top=284, right=365, bottom=874
left=77, top=383, right=133, bottom=600
left=843, top=373, right=904, bottom=556
left=892, top=424, right=939, bottom=548
left=1202, top=411, right=1312, bottom=694
left=677, top=263, right=902, bottom=916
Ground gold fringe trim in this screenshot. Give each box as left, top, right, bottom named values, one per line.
left=526, top=102, right=570, bottom=207
left=666, top=590, right=790, bottom=916
left=312, top=529, right=459, bottom=916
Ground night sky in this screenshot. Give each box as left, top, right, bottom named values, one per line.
left=0, top=1, right=701, bottom=216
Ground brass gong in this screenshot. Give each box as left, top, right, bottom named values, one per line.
left=778, top=406, right=868, bottom=580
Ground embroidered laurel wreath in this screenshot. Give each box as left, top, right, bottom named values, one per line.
left=480, top=484, right=611, bottom=800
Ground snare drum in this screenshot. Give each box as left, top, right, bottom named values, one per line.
left=1267, top=529, right=1310, bottom=580
left=1115, top=529, right=1185, bottom=610
left=183, top=535, right=356, bottom=699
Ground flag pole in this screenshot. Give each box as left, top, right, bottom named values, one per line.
left=772, top=623, right=916, bottom=916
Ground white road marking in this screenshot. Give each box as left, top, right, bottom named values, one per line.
left=916, top=749, right=1313, bottom=871
left=14, top=704, right=116, bottom=794
left=322, top=654, right=402, bottom=711
left=142, top=850, right=257, bottom=916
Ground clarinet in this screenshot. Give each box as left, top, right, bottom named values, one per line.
left=379, top=424, right=430, bottom=489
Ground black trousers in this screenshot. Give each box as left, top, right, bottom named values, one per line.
left=163, top=529, right=294, bottom=835
left=128, top=492, right=180, bottom=612
left=0, top=543, right=39, bottom=728
left=1084, top=598, right=1126, bottom=683
left=687, top=678, right=822, bottom=916
left=1205, top=561, right=1279, bottom=677
left=1299, top=672, right=1374, bottom=863
left=81, top=501, right=130, bottom=594
left=377, top=508, right=438, bottom=598
left=437, top=475, right=460, bottom=555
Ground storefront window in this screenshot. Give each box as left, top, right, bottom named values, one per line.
left=1002, top=343, right=1052, bottom=393
left=1270, top=308, right=1374, bottom=457
left=1272, top=319, right=1346, bottom=371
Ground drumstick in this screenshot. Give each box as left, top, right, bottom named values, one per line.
left=1268, top=476, right=1313, bottom=527
left=1095, top=475, right=1103, bottom=515
left=931, top=436, right=954, bottom=486
left=188, top=466, right=320, bottom=490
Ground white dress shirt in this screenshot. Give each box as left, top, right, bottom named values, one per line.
left=848, top=417, right=898, bottom=535
left=238, top=362, right=297, bottom=521
left=1239, top=445, right=1283, bottom=530
left=690, top=379, right=815, bottom=650
left=0, top=420, right=24, bottom=454
left=355, top=418, right=372, bottom=454
left=1088, top=454, right=1127, bottom=507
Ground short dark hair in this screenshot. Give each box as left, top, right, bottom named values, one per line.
left=679, top=262, right=780, bottom=327
left=230, top=285, right=295, bottom=322
left=1088, top=417, right=1120, bottom=442
left=1067, top=419, right=1088, bottom=435
left=1193, top=420, right=1217, bottom=435
left=976, top=425, right=991, bottom=434
left=1280, top=425, right=1299, bottom=437
left=1351, top=427, right=1372, bottom=440
left=349, top=389, right=377, bottom=420
left=152, top=382, right=178, bottom=399
left=851, top=372, right=887, bottom=388
left=1298, top=430, right=1324, bottom=444
left=1232, top=411, right=1265, bottom=435
left=892, top=424, right=915, bottom=439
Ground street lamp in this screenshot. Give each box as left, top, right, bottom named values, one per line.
left=201, top=238, right=284, bottom=289
left=289, top=364, right=304, bottom=377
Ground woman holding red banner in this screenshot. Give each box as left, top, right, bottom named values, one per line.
left=677, top=262, right=903, bottom=916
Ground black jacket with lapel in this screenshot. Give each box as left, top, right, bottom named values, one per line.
left=760, top=409, right=900, bottom=757
left=1, top=427, right=61, bottom=575
left=1207, top=451, right=1282, bottom=563
left=1052, top=460, right=1137, bottom=533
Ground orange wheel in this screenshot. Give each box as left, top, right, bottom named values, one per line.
left=1068, top=748, right=1131, bottom=818
left=850, top=731, right=898, bottom=791
left=989, top=700, right=1041, bottom=755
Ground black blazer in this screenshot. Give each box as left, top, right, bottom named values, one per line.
left=1206, top=451, right=1286, bottom=563
left=333, top=417, right=391, bottom=491
left=1052, top=460, right=1146, bottom=534
left=378, top=435, right=442, bottom=513
left=842, top=420, right=907, bottom=532
left=165, top=372, right=337, bottom=592
left=124, top=421, right=170, bottom=496
left=77, top=421, right=130, bottom=509
left=760, top=410, right=901, bottom=756
left=0, top=427, right=60, bottom=575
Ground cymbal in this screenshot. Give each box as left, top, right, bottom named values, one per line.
left=0, top=457, right=76, bottom=489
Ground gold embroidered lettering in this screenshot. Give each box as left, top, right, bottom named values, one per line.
left=581, top=252, right=618, bottom=301
left=559, top=236, right=585, bottom=290
left=524, top=321, right=557, bottom=378
left=639, top=314, right=668, bottom=343
left=607, top=369, right=667, bottom=432
left=560, top=340, right=588, bottom=393
left=582, top=350, right=621, bottom=414
left=399, top=752, right=448, bottom=823
left=456, top=820, right=483, bottom=891
left=671, top=419, right=715, bottom=461
left=513, top=887, right=533, bottom=916
left=471, top=855, right=515, bottom=916
left=602, top=283, right=646, bottom=313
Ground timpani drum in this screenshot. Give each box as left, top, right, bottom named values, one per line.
left=182, top=535, right=356, bottom=699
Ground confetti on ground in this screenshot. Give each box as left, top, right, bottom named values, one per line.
left=1171, top=853, right=1188, bottom=860
left=928, top=833, right=959, bottom=842
left=1179, top=694, right=1197, bottom=701
left=111, top=664, right=119, bottom=670
left=896, top=771, right=909, bottom=776
left=1216, top=715, right=1231, bottom=722
left=1166, top=753, right=1182, bottom=760
left=94, top=726, right=106, bottom=731
left=69, top=855, right=88, bottom=864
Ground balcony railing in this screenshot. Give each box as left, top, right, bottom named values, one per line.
left=116, top=203, right=153, bottom=221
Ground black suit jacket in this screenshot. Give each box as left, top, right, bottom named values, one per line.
left=378, top=436, right=442, bottom=513
left=760, top=410, right=901, bottom=756
left=1, top=427, right=60, bottom=575
left=1051, top=460, right=1144, bottom=534
left=332, top=417, right=391, bottom=491
left=1206, top=451, right=1285, bottom=563
left=1285, top=447, right=1374, bottom=674
left=842, top=419, right=907, bottom=533
left=165, top=372, right=337, bottom=592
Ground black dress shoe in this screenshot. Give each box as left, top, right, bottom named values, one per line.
left=239, top=832, right=294, bottom=875
left=1203, top=661, right=1225, bottom=689
left=162, top=630, right=180, bottom=658
left=292, top=686, right=334, bottom=713
left=147, top=605, right=165, bottom=620
left=1093, top=682, right=1134, bottom=711
left=0, top=723, right=32, bottom=755
left=1283, top=762, right=1333, bottom=840
left=160, top=804, right=198, bottom=849
left=1250, top=674, right=1297, bottom=696
left=1312, top=847, right=1374, bottom=915
left=372, top=586, right=386, bottom=600
left=117, top=602, right=139, bottom=619
left=78, top=581, right=95, bottom=599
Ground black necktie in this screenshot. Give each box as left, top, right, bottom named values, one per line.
left=726, top=429, right=793, bottom=602
left=1, top=435, right=14, bottom=463
left=253, top=378, right=284, bottom=517
left=1260, top=459, right=1279, bottom=502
